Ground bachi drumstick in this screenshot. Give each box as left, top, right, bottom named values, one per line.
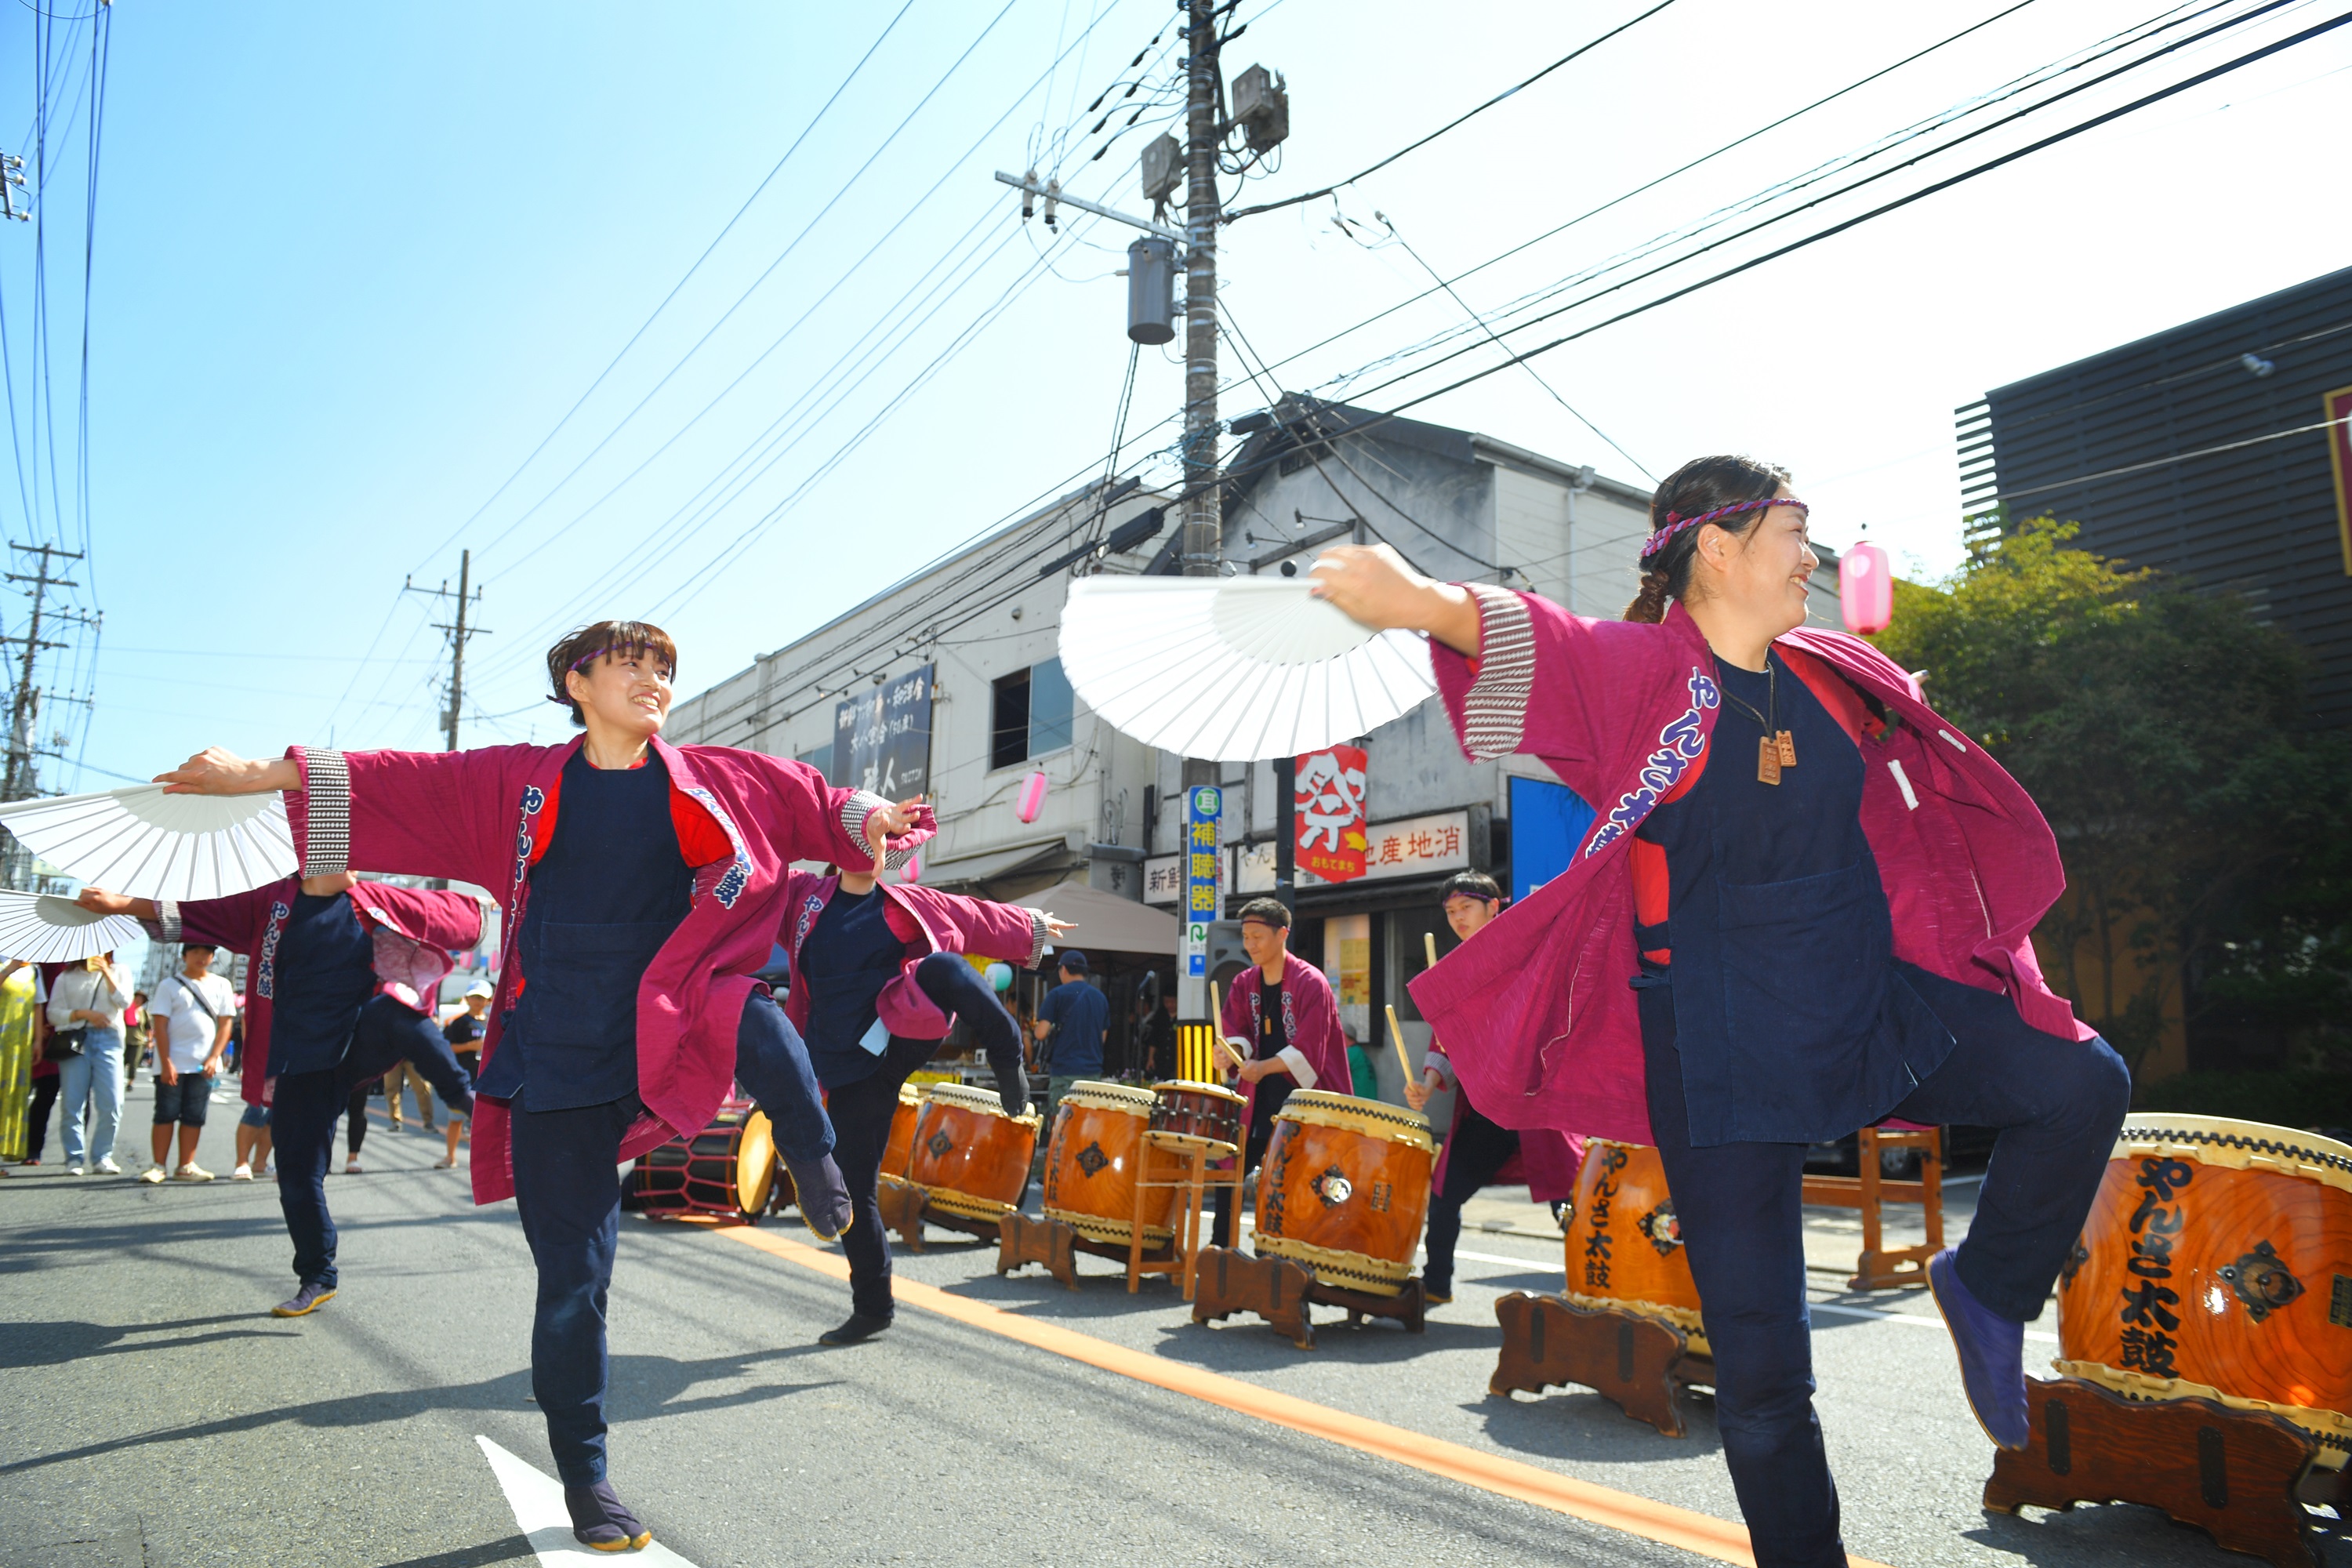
left=1383, top=1004, right=1415, bottom=1097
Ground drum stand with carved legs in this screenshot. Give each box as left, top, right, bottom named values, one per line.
left=1487, top=1294, right=1716, bottom=1437
left=996, top=1131, right=1239, bottom=1295
left=1985, top=1377, right=2335, bottom=1568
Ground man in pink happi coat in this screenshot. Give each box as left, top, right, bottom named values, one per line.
left=1211, top=896, right=1352, bottom=1247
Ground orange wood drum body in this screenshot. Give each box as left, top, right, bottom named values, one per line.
left=906, top=1081, right=1038, bottom=1221
left=1253, top=1090, right=1435, bottom=1297
left=2056, top=1116, right=2352, bottom=1446
left=635, top=1101, right=775, bottom=1221
left=880, top=1080, right=924, bottom=1182
left=1043, top=1081, right=1176, bottom=1247
left=1562, top=1138, right=1708, bottom=1353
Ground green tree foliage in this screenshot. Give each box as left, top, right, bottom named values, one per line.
left=1870, top=520, right=2352, bottom=1074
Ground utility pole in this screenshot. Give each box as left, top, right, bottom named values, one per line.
left=1178, top=0, right=1221, bottom=592
left=405, top=550, right=488, bottom=751
left=0, top=542, right=82, bottom=802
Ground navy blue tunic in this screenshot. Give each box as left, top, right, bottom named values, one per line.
left=798, top=885, right=909, bottom=1090
left=481, top=751, right=691, bottom=1112
left=1636, top=652, right=1951, bottom=1145
left=269, top=891, right=379, bottom=1076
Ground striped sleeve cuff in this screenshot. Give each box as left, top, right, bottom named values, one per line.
left=293, top=746, right=352, bottom=877
left=1025, top=908, right=1050, bottom=969
left=1458, top=583, right=1534, bottom=760
left=153, top=899, right=182, bottom=943
left=840, top=789, right=890, bottom=869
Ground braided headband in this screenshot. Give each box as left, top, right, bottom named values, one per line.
left=1639, top=496, right=1808, bottom=561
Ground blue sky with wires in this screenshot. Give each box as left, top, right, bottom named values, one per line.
left=2, top=0, right=2347, bottom=789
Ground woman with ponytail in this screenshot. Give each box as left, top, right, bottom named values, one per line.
left=1311, top=458, right=2127, bottom=1568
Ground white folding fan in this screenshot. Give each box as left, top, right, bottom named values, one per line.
left=1059, top=573, right=1436, bottom=761
left=0, top=891, right=145, bottom=962
left=0, top=786, right=298, bottom=901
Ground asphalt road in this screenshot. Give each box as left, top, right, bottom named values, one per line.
left=3, top=1083, right=2345, bottom=1568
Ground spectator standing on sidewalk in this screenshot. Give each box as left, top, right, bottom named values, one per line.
left=3, top=959, right=48, bottom=1168
left=141, top=944, right=236, bottom=1183
left=49, top=952, right=130, bottom=1176
left=439, top=980, right=492, bottom=1167
left=123, top=990, right=150, bottom=1094
left=1030, top=951, right=1106, bottom=1114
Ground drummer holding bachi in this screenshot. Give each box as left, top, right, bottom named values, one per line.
left=1210, top=898, right=1351, bottom=1248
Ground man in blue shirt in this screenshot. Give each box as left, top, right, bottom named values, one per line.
left=1032, top=950, right=1108, bottom=1113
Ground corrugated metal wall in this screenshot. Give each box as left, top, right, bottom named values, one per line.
left=1960, top=265, right=2352, bottom=724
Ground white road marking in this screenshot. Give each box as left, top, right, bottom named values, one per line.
left=477, top=1436, right=699, bottom=1567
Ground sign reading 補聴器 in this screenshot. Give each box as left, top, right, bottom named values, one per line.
left=1183, top=786, right=1221, bottom=977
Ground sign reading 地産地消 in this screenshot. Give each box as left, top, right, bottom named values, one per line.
left=1294, top=744, right=1369, bottom=883
left=1227, top=808, right=1475, bottom=894
left=832, top=663, right=935, bottom=800
left=1184, top=785, right=1221, bottom=977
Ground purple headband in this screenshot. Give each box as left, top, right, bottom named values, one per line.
left=1639, top=495, right=1808, bottom=561
left=546, top=643, right=674, bottom=706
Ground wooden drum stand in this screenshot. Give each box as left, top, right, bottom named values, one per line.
left=1488, top=1293, right=1715, bottom=1437
left=1799, top=1124, right=1945, bottom=1290
left=1985, top=1377, right=2335, bottom=1568
left=996, top=1130, right=1243, bottom=1295
left=1190, top=1246, right=1428, bottom=1351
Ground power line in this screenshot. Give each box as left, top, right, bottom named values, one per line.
left=1991, top=412, right=2352, bottom=504
left=1220, top=0, right=1681, bottom=223
left=403, top=0, right=920, bottom=578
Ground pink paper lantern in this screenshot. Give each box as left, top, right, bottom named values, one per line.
left=1015, top=770, right=1049, bottom=824
left=1840, top=540, right=1893, bottom=635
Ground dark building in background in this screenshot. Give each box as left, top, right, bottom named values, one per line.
left=1956, top=266, right=2352, bottom=724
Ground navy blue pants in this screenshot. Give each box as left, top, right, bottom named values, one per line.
left=824, top=953, right=1022, bottom=1319
left=1421, top=1102, right=1521, bottom=1296
left=512, top=987, right=833, bottom=1486
left=1639, top=964, right=2129, bottom=1568
left=273, top=996, right=477, bottom=1291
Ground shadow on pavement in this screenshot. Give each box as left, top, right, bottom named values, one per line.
left=0, top=1315, right=298, bottom=1368
left=1470, top=1385, right=1728, bottom=1466
left=378, top=1537, right=539, bottom=1566
left=1, top=1345, right=843, bottom=1476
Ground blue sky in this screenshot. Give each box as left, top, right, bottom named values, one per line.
left=2, top=0, right=2347, bottom=791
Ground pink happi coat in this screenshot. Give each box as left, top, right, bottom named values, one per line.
left=1423, top=1036, right=1585, bottom=1203
left=1219, top=950, right=1352, bottom=1119
left=151, top=878, right=490, bottom=1107
left=1406, top=586, right=2089, bottom=1147
left=775, top=871, right=1049, bottom=1040
left=278, top=736, right=933, bottom=1203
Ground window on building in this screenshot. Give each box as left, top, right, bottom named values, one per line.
left=990, top=656, right=1074, bottom=770
left=795, top=745, right=833, bottom=785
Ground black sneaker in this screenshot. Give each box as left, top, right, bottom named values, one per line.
left=782, top=1152, right=854, bottom=1241
left=564, top=1480, right=652, bottom=1553
left=818, top=1312, right=893, bottom=1346
left=991, top=1056, right=1029, bottom=1119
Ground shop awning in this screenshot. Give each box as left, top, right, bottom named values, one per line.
left=916, top=833, right=1077, bottom=892
left=1012, top=880, right=1178, bottom=958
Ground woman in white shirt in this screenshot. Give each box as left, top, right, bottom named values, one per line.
left=47, top=953, right=130, bottom=1176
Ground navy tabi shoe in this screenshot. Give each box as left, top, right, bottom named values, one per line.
left=1928, top=1247, right=2030, bottom=1450
left=564, top=1481, right=652, bottom=1553
left=271, top=1282, right=337, bottom=1318
left=782, top=1152, right=855, bottom=1241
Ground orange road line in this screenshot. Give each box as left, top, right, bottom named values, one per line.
left=703, top=1221, right=1895, bottom=1568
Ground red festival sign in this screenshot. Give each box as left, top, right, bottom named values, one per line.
left=1294, top=744, right=1370, bottom=883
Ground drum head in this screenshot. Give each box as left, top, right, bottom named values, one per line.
left=735, top=1110, right=778, bottom=1217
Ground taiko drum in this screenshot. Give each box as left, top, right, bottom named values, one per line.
left=880, top=1080, right=925, bottom=1181
left=634, top=1100, right=776, bottom=1223
left=906, top=1080, right=1039, bottom=1222
left=1150, top=1079, right=1246, bottom=1151
left=1253, top=1090, right=1436, bottom=1297
left=2056, top=1114, right=2352, bottom=1452
left=1561, top=1138, right=1709, bottom=1356
left=1043, top=1080, right=1176, bottom=1247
